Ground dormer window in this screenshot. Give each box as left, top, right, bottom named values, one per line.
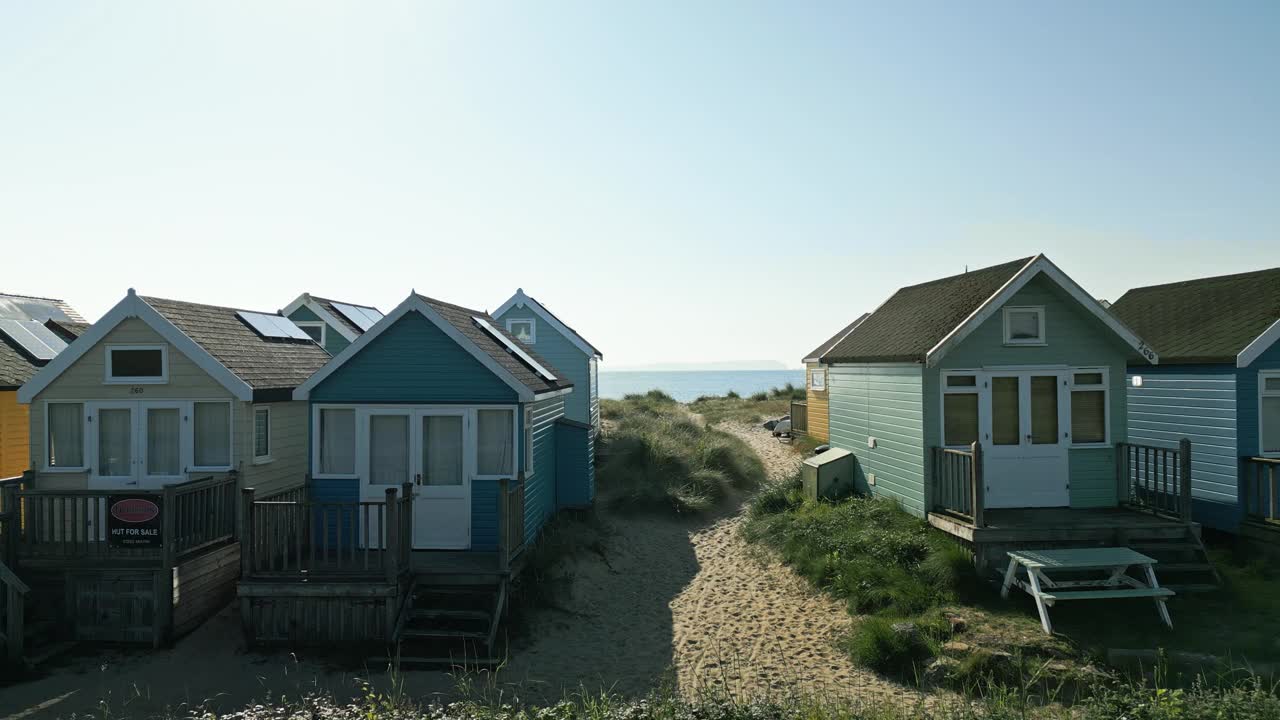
left=507, top=319, right=536, bottom=344
left=295, top=321, right=326, bottom=345
left=105, top=345, right=168, bottom=384
left=1003, top=307, right=1045, bottom=345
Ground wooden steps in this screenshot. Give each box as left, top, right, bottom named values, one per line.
left=391, top=578, right=507, bottom=667
left=1120, top=526, right=1221, bottom=592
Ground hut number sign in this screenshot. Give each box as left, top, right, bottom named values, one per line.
left=107, top=496, right=163, bottom=548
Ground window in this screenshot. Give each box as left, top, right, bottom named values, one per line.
left=524, top=407, right=535, bottom=477
left=506, top=319, right=536, bottom=344
left=105, top=345, right=167, bottom=383
left=46, top=402, right=85, bottom=469
left=253, top=406, right=271, bottom=462
left=369, top=414, right=409, bottom=485
left=809, top=368, right=826, bottom=391
left=295, top=322, right=325, bottom=345
left=942, top=374, right=978, bottom=447
left=1070, top=370, right=1108, bottom=445
left=477, top=408, right=514, bottom=476
left=193, top=401, right=231, bottom=469
left=1262, top=373, right=1280, bottom=456
left=1003, top=307, right=1045, bottom=345
left=318, top=408, right=356, bottom=475
left=422, top=415, right=464, bottom=486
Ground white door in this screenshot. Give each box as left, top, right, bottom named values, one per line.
left=140, top=402, right=187, bottom=488
left=414, top=411, right=470, bottom=550
left=88, top=402, right=139, bottom=489
left=982, top=371, right=1070, bottom=508
left=361, top=410, right=413, bottom=548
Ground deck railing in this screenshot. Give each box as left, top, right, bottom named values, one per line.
left=1116, top=440, right=1192, bottom=522
left=498, top=475, right=526, bottom=572
left=1244, top=456, right=1280, bottom=524
left=0, top=474, right=24, bottom=566
left=0, top=559, right=28, bottom=663
left=930, top=442, right=984, bottom=527
left=790, top=401, right=809, bottom=435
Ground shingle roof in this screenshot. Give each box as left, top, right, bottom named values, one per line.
left=311, top=295, right=381, bottom=338
left=803, top=313, right=870, bottom=363
left=1110, top=267, right=1280, bottom=364
left=45, top=319, right=89, bottom=342
left=0, top=343, right=34, bottom=389
left=524, top=293, right=603, bottom=358
left=0, top=293, right=85, bottom=389
left=415, top=294, right=573, bottom=395
left=822, top=258, right=1034, bottom=363
left=142, top=296, right=332, bottom=390
left=0, top=292, right=86, bottom=324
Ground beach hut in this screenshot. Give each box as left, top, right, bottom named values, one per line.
left=281, top=293, right=384, bottom=356
left=493, top=288, right=602, bottom=508
left=1109, top=267, right=1280, bottom=546
left=13, top=289, right=330, bottom=648
left=799, top=314, right=868, bottom=442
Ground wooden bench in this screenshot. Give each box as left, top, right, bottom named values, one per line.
left=1038, top=587, right=1175, bottom=603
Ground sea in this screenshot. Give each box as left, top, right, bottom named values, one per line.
left=599, top=370, right=806, bottom=403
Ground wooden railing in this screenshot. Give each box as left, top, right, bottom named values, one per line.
left=498, top=475, right=526, bottom=572
left=240, top=483, right=412, bottom=581
left=170, top=475, right=238, bottom=559
left=1116, top=439, right=1192, bottom=522
left=0, top=474, right=25, bottom=566
left=930, top=442, right=984, bottom=527
left=1244, top=457, right=1280, bottom=524
left=0, top=559, right=28, bottom=663
left=790, top=401, right=809, bottom=434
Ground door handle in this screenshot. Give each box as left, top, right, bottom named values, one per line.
left=414, top=473, right=422, bottom=486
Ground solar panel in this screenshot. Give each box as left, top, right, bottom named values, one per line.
left=472, top=316, right=558, bottom=382
left=236, top=311, right=314, bottom=341
left=0, top=319, right=68, bottom=360
left=331, top=302, right=383, bottom=332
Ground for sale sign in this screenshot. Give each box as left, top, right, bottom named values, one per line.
left=107, top=495, right=163, bottom=548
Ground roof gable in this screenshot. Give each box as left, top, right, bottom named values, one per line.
left=803, top=313, right=870, bottom=363
left=1110, top=267, right=1280, bottom=365
left=494, top=289, right=602, bottom=359
left=281, top=293, right=380, bottom=343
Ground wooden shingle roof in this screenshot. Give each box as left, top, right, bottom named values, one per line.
left=822, top=258, right=1034, bottom=364
left=1110, top=267, right=1280, bottom=364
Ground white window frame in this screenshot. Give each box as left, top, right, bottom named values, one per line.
left=104, top=344, right=169, bottom=384
left=809, top=368, right=826, bottom=391
left=252, top=405, right=272, bottom=464
left=523, top=406, right=535, bottom=478
left=1260, top=371, right=1280, bottom=457
left=1068, top=367, right=1110, bottom=448
left=312, top=405, right=358, bottom=479
left=940, top=371, right=982, bottom=449
left=43, top=401, right=88, bottom=472
left=190, top=400, right=235, bottom=472
left=1002, top=306, right=1046, bottom=346
left=505, top=318, right=536, bottom=345
left=475, top=406, right=519, bottom=481
left=294, top=321, right=327, bottom=346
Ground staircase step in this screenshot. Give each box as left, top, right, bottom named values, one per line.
left=1155, top=563, right=1214, bottom=572
left=26, top=640, right=76, bottom=667
left=412, top=608, right=491, bottom=622
left=386, top=655, right=501, bottom=667
left=401, top=628, right=488, bottom=640
left=1165, top=583, right=1221, bottom=593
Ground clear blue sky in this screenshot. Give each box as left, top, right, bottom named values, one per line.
left=2, top=2, right=1276, bottom=368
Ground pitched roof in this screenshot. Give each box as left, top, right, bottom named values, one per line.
left=414, top=294, right=572, bottom=395
left=0, top=292, right=86, bottom=324
left=823, top=258, right=1035, bottom=363
left=142, top=296, right=332, bottom=390
left=0, top=293, right=84, bottom=389
left=1110, top=267, right=1280, bottom=364
left=494, top=289, right=602, bottom=359
left=310, top=295, right=382, bottom=338
left=803, top=313, right=870, bottom=363
left=45, top=319, right=90, bottom=342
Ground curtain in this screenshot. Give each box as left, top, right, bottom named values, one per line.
left=147, top=407, right=181, bottom=476
left=47, top=403, right=84, bottom=467
left=194, top=402, right=230, bottom=467
left=98, top=408, right=132, bottom=476
left=991, top=377, right=1020, bottom=446
left=1070, top=390, right=1106, bottom=444
left=477, top=409, right=514, bottom=476
left=1029, top=376, right=1058, bottom=445
left=254, top=408, right=270, bottom=458
left=943, top=394, right=978, bottom=446
left=319, top=408, right=355, bottom=475
left=423, top=416, right=463, bottom=486
left=1261, top=396, right=1279, bottom=453
left=369, top=415, right=408, bottom=485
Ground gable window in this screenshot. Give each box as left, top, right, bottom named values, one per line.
left=477, top=408, right=515, bottom=476
left=192, top=401, right=232, bottom=469
left=809, top=368, right=826, bottom=392
left=1003, top=307, right=1045, bottom=345
left=253, top=406, right=272, bottom=462
left=1262, top=373, right=1280, bottom=456
left=1070, top=370, right=1109, bottom=445
left=295, top=322, right=325, bottom=345
left=942, top=373, right=979, bottom=447
left=506, top=319, right=536, bottom=344
left=318, top=408, right=356, bottom=475
left=46, top=402, right=85, bottom=469
left=105, top=345, right=167, bottom=384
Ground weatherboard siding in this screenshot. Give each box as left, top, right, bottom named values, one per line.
left=494, top=306, right=591, bottom=424
left=287, top=305, right=351, bottom=355
left=0, top=391, right=28, bottom=477
left=238, top=400, right=309, bottom=498
left=556, top=420, right=593, bottom=508
left=805, top=363, right=830, bottom=442
left=310, top=312, right=518, bottom=404
left=828, top=364, right=925, bottom=516
left=525, top=396, right=564, bottom=544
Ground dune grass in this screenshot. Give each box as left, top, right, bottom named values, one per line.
left=688, top=384, right=805, bottom=425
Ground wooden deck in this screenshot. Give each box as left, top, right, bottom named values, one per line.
left=929, top=507, right=1196, bottom=544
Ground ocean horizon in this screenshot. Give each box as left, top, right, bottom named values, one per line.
left=599, top=369, right=806, bottom=403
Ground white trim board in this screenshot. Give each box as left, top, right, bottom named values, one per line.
left=294, top=293, right=544, bottom=403
left=281, top=293, right=360, bottom=343
left=924, top=255, right=1160, bottom=368
left=494, top=288, right=601, bottom=359
left=1239, top=318, right=1280, bottom=369
left=18, top=290, right=255, bottom=403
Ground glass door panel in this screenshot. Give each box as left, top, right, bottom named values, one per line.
left=368, top=414, right=410, bottom=486
left=990, top=377, right=1021, bottom=446
left=97, top=407, right=134, bottom=481
left=145, top=407, right=182, bottom=478
left=1029, top=376, right=1059, bottom=445
left=421, top=415, right=464, bottom=486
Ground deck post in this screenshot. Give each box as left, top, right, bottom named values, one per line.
left=155, top=484, right=177, bottom=648
left=1115, top=442, right=1127, bottom=506
left=970, top=442, right=984, bottom=528
left=401, top=482, right=414, bottom=576
left=384, top=487, right=399, bottom=585
left=1178, top=438, right=1192, bottom=523
left=1, top=482, right=18, bottom=568
left=498, top=478, right=510, bottom=573
left=239, top=488, right=255, bottom=578
left=5, top=582, right=22, bottom=663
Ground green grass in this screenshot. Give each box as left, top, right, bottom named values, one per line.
left=688, top=384, right=804, bottom=425
left=598, top=392, right=766, bottom=513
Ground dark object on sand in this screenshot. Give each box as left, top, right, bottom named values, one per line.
left=813, top=444, right=830, bottom=455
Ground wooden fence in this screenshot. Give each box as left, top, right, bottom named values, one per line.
left=790, top=401, right=808, bottom=435
left=1244, top=456, right=1280, bottom=524
left=498, top=476, right=525, bottom=572
left=929, top=442, right=984, bottom=527
left=1116, top=440, right=1192, bottom=521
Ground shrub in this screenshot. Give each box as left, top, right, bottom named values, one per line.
left=726, top=390, right=740, bottom=399
left=845, top=617, right=935, bottom=678
left=749, top=391, right=769, bottom=402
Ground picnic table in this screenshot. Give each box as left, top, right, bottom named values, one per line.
left=1000, top=547, right=1175, bottom=635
